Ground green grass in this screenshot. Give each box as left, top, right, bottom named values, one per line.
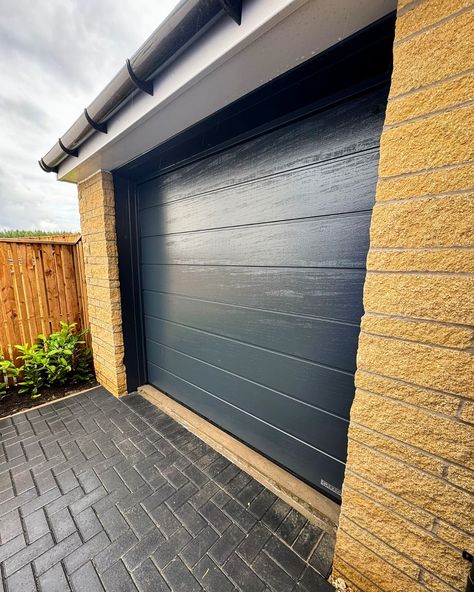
left=0, top=230, right=78, bottom=239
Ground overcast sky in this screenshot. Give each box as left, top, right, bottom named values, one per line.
left=0, top=0, right=180, bottom=231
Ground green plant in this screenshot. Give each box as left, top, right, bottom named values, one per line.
left=15, top=322, right=93, bottom=399
left=0, top=355, right=19, bottom=399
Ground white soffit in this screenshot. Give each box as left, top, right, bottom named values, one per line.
left=59, top=0, right=396, bottom=183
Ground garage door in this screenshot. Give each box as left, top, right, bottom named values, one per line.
left=137, top=87, right=387, bottom=500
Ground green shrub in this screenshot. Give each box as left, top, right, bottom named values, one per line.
left=0, top=355, right=19, bottom=399
left=15, top=322, right=94, bottom=399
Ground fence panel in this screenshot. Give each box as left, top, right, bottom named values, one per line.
left=0, top=238, right=89, bottom=373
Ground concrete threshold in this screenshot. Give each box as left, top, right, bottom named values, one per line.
left=139, top=383, right=340, bottom=532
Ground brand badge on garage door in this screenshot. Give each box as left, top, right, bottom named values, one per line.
left=321, top=479, right=342, bottom=497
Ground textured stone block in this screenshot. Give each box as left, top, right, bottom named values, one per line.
left=379, top=103, right=474, bottom=176
left=357, top=333, right=474, bottom=397
left=390, top=10, right=474, bottom=96
left=395, top=0, right=472, bottom=41
left=386, top=71, right=474, bottom=124
left=370, top=195, right=474, bottom=248
left=363, top=273, right=474, bottom=324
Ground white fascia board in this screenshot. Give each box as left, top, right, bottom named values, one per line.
left=59, top=0, right=396, bottom=183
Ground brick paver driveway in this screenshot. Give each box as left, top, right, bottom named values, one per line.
left=0, top=387, right=334, bottom=591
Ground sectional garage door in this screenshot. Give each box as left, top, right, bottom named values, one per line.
left=137, top=87, right=386, bottom=500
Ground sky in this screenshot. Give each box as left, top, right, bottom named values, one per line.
left=0, top=0, right=180, bottom=232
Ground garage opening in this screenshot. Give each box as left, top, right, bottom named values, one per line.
left=115, top=14, right=395, bottom=502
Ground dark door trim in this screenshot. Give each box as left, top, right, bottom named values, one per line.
left=114, top=12, right=395, bottom=391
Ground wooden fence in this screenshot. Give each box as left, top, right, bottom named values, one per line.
left=0, top=236, right=89, bottom=365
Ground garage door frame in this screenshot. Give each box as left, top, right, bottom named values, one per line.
left=114, top=12, right=395, bottom=403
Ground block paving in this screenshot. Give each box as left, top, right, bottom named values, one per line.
left=0, top=386, right=334, bottom=591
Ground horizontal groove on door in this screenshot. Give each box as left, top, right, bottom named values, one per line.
left=139, top=153, right=379, bottom=236
left=146, top=361, right=347, bottom=491
left=146, top=342, right=350, bottom=455
left=140, top=265, right=366, bottom=323
left=142, top=294, right=360, bottom=372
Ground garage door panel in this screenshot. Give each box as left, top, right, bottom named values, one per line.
left=147, top=362, right=346, bottom=493
left=138, top=88, right=386, bottom=210
left=146, top=341, right=349, bottom=459
left=144, top=316, right=355, bottom=418
left=141, top=265, right=366, bottom=324
left=142, top=292, right=360, bottom=371
left=138, top=85, right=387, bottom=498
left=139, top=150, right=378, bottom=237
left=141, top=212, right=371, bottom=268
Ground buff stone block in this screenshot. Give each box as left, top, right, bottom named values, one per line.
left=363, top=273, right=474, bottom=324
left=355, top=370, right=461, bottom=415
left=379, top=103, right=474, bottom=177
left=376, top=161, right=474, bottom=201
left=370, top=195, right=474, bottom=248
left=390, top=10, right=474, bottom=96
left=334, top=529, right=426, bottom=592
left=348, top=423, right=446, bottom=476
left=340, top=488, right=469, bottom=586
left=395, top=0, right=472, bottom=41
left=367, top=247, right=474, bottom=273
left=357, top=333, right=474, bottom=397
left=361, top=313, right=474, bottom=349
left=350, top=389, right=473, bottom=464
left=385, top=71, right=474, bottom=124
left=78, top=171, right=127, bottom=397
left=345, top=441, right=473, bottom=533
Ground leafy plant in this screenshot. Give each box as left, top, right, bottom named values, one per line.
left=15, top=322, right=93, bottom=399
left=0, top=355, right=19, bottom=399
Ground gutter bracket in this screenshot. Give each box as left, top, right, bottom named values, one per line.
left=38, top=158, right=58, bottom=174
left=84, top=108, right=108, bottom=134
left=58, top=138, right=79, bottom=157
left=126, top=59, right=154, bottom=96
left=218, top=0, right=242, bottom=25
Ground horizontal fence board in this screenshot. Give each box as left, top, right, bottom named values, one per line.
left=0, top=239, right=89, bottom=383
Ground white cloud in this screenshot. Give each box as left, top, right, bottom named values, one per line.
left=0, top=0, right=180, bottom=231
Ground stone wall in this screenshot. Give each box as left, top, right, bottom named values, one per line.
left=333, top=1, right=474, bottom=591
left=77, top=171, right=127, bottom=396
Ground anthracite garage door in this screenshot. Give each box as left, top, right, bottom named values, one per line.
left=137, top=87, right=386, bottom=500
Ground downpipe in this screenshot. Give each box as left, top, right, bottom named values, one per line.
left=464, top=551, right=473, bottom=592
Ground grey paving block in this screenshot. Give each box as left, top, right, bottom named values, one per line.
left=276, top=508, right=307, bottom=546
left=70, top=560, right=105, bottom=591
left=64, top=530, right=110, bottom=574
left=194, top=555, right=235, bottom=592
left=264, top=536, right=306, bottom=580
left=310, top=532, right=336, bottom=578
left=122, top=528, right=165, bottom=571
left=237, top=523, right=272, bottom=563
left=293, top=522, right=323, bottom=561
left=222, top=553, right=265, bottom=592
left=33, top=531, right=80, bottom=574
left=1, top=388, right=336, bottom=592
left=209, top=523, right=246, bottom=565
left=101, top=559, right=138, bottom=592
left=122, top=504, right=155, bottom=537
left=94, top=530, right=139, bottom=574
left=0, top=509, right=23, bottom=543
left=23, top=508, right=50, bottom=543
left=49, top=506, right=77, bottom=542
left=132, top=558, right=170, bottom=592
left=253, top=551, right=297, bottom=592
left=74, top=506, right=103, bottom=541
left=163, top=557, right=203, bottom=592
left=6, top=563, right=36, bottom=592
